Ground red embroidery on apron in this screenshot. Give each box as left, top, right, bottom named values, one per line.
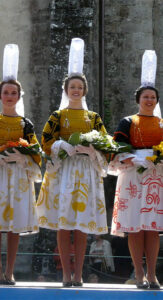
left=140, top=169, right=163, bottom=214
left=113, top=188, right=128, bottom=223
left=126, top=181, right=141, bottom=198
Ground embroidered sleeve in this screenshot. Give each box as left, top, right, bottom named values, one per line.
left=114, top=116, right=132, bottom=143
left=23, top=117, right=41, bottom=166
left=41, top=111, right=61, bottom=155
left=88, top=111, right=107, bottom=134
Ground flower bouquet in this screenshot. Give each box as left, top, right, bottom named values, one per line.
left=0, top=138, right=42, bottom=157
left=137, top=141, right=163, bottom=173
left=58, top=130, right=132, bottom=160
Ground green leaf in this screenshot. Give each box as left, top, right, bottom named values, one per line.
left=68, top=132, right=81, bottom=145
left=116, top=142, right=133, bottom=153
left=58, top=149, right=68, bottom=159
left=137, top=166, right=147, bottom=174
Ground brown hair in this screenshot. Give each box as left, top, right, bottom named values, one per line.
left=0, top=79, right=23, bottom=99
left=63, top=73, right=88, bottom=96
left=135, top=85, right=159, bottom=104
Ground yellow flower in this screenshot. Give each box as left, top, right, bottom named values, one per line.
left=146, top=155, right=157, bottom=162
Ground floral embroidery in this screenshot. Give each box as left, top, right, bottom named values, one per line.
left=88, top=221, right=96, bottom=231
left=97, top=198, right=105, bottom=214
left=18, top=179, right=29, bottom=192
left=126, top=181, right=141, bottom=198
left=39, top=216, right=48, bottom=226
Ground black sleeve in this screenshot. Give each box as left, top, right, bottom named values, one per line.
left=23, top=117, right=35, bottom=143
left=114, top=117, right=132, bottom=143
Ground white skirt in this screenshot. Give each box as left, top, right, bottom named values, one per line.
left=37, top=155, right=108, bottom=234
left=110, top=150, right=163, bottom=236
left=0, top=157, right=42, bottom=233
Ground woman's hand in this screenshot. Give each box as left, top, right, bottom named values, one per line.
left=60, top=141, right=76, bottom=156
left=75, top=144, right=96, bottom=160
left=121, top=157, right=134, bottom=166
left=51, top=140, right=76, bottom=157
left=4, top=148, right=27, bottom=167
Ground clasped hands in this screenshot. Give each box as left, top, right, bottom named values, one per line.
left=59, top=140, right=96, bottom=160
left=121, top=156, right=154, bottom=168
left=0, top=148, right=26, bottom=167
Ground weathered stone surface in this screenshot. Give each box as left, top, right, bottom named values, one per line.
left=104, top=0, right=159, bottom=132
left=48, top=0, right=99, bottom=112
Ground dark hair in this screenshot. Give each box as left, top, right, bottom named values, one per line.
left=135, top=85, right=159, bottom=104
left=0, top=79, right=23, bottom=99
left=63, top=73, right=88, bottom=96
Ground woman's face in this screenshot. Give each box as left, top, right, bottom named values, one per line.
left=138, top=89, right=157, bottom=115
left=67, top=79, right=84, bottom=103
left=1, top=83, right=19, bottom=109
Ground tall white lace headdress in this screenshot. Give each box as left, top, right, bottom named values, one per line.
left=59, top=38, right=88, bottom=110
left=141, top=50, right=161, bottom=118
left=2, top=44, right=24, bottom=116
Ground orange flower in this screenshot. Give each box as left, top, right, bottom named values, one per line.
left=6, top=141, right=19, bottom=148
left=0, top=145, right=7, bottom=152
left=0, top=138, right=30, bottom=152
left=18, top=138, right=29, bottom=147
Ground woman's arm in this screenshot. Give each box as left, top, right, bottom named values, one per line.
left=114, top=116, right=132, bottom=143
left=41, top=111, right=61, bottom=155
left=23, top=117, right=41, bottom=166
left=93, top=112, right=107, bottom=134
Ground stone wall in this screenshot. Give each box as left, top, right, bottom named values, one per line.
left=48, top=0, right=99, bottom=112
left=104, top=0, right=163, bottom=133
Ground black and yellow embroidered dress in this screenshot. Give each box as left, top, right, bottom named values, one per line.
left=37, top=109, right=108, bottom=234
left=0, top=114, right=41, bottom=233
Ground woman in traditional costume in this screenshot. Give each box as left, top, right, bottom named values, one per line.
left=37, top=38, right=108, bottom=286
left=109, top=51, right=162, bottom=289
left=0, top=44, right=41, bottom=285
